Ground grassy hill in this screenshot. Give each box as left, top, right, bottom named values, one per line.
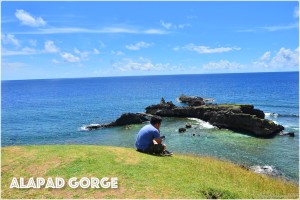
left=1, top=145, right=298, bottom=199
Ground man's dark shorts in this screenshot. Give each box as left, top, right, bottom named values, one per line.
left=138, top=144, right=164, bottom=154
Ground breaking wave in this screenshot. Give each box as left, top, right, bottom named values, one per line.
left=79, top=124, right=100, bottom=131
left=265, top=112, right=299, bottom=118
left=249, top=165, right=282, bottom=177
left=188, top=118, right=215, bottom=129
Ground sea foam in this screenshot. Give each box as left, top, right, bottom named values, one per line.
left=249, top=165, right=281, bottom=177
left=79, top=124, right=100, bottom=131
left=265, top=112, right=279, bottom=118
left=188, top=118, right=215, bottom=129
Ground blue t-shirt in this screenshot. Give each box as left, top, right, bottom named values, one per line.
left=135, top=124, right=160, bottom=150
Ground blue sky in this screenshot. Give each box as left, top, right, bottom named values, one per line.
left=1, top=1, right=299, bottom=80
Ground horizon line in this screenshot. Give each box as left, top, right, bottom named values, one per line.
left=2, top=71, right=299, bottom=81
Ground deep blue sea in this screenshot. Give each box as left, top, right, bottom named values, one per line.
left=1, top=72, right=299, bottom=181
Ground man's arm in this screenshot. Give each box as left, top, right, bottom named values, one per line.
left=153, top=138, right=162, bottom=144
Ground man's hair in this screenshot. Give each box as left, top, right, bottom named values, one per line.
left=150, top=115, right=162, bottom=125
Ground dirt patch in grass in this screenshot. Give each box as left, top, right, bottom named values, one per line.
left=108, top=147, right=140, bottom=165
left=2, top=146, right=36, bottom=162
left=24, top=157, right=74, bottom=177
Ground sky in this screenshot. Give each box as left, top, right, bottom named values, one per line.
left=1, top=1, right=299, bottom=80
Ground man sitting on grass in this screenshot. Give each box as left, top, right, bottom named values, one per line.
left=135, top=115, right=172, bottom=156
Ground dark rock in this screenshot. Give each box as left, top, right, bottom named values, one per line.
left=239, top=104, right=265, bottom=119
left=239, top=164, right=249, bottom=170
left=288, top=132, right=295, bottom=137
left=86, top=124, right=104, bottom=130
left=279, top=132, right=295, bottom=137
left=179, top=128, right=186, bottom=133
left=86, top=113, right=149, bottom=131
left=186, top=123, right=192, bottom=128
left=145, top=98, right=284, bottom=138
left=114, top=113, right=148, bottom=126
left=145, top=99, right=176, bottom=114
left=179, top=95, right=205, bottom=106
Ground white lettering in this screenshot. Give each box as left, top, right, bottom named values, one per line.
left=68, top=177, right=79, bottom=189
left=100, top=177, right=110, bottom=189
left=10, top=177, right=19, bottom=188
left=27, top=177, right=36, bottom=188
left=79, top=177, right=90, bottom=189
left=111, top=177, right=118, bottom=189
left=45, top=177, right=55, bottom=188
left=55, top=177, right=65, bottom=188
left=19, top=177, right=27, bottom=188
left=36, top=177, right=45, bottom=188
left=8, top=177, right=119, bottom=189
left=90, top=177, right=100, bottom=189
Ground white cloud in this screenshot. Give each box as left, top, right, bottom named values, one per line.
left=263, top=23, right=298, bottom=32
left=202, top=60, right=244, bottom=71
left=294, top=6, right=299, bottom=18
left=52, top=59, right=61, bottom=64
left=179, top=43, right=241, bottom=54
left=29, top=39, right=37, bottom=46
left=143, top=29, right=168, bottom=34
left=236, top=29, right=256, bottom=33
left=73, top=48, right=80, bottom=54
left=254, top=47, right=299, bottom=69
left=160, top=20, right=173, bottom=29
left=125, top=41, right=152, bottom=50
left=173, top=47, right=180, bottom=51
left=12, top=27, right=168, bottom=35
left=15, top=9, right=46, bottom=27
left=160, top=20, right=190, bottom=30
left=111, top=50, right=124, bottom=56
left=73, top=48, right=89, bottom=59
left=93, top=48, right=100, bottom=54
left=178, top=24, right=190, bottom=29
left=102, top=27, right=137, bottom=34
left=187, top=15, right=198, bottom=19
left=113, top=57, right=174, bottom=72
left=61, top=52, right=80, bottom=62
left=2, top=34, right=20, bottom=47
left=44, top=40, right=59, bottom=53
left=2, top=62, right=28, bottom=69
left=2, top=47, right=39, bottom=56
left=200, top=47, right=299, bottom=73
left=99, top=41, right=106, bottom=48
left=260, top=51, right=271, bottom=61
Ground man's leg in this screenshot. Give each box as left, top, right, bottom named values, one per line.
left=145, top=144, right=164, bottom=154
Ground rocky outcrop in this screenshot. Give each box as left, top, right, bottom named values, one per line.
left=85, top=95, right=284, bottom=138
left=179, top=95, right=205, bottom=106
left=279, top=132, right=295, bottom=137
left=179, top=94, right=214, bottom=106
left=146, top=98, right=284, bottom=138
left=179, top=128, right=186, bottom=133
left=86, top=113, right=149, bottom=130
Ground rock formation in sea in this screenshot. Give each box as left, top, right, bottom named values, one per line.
left=85, top=113, right=149, bottom=130
left=85, top=95, right=284, bottom=138
left=146, top=96, right=284, bottom=138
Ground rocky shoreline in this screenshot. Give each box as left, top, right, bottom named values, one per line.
left=85, top=95, right=285, bottom=138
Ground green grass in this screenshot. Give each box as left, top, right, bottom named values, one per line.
left=2, top=145, right=299, bottom=199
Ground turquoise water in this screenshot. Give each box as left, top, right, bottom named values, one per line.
left=1, top=72, right=299, bottom=181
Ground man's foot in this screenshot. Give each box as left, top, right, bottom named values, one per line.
left=162, top=150, right=173, bottom=156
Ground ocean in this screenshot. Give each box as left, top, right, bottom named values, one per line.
left=1, top=72, right=299, bottom=181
